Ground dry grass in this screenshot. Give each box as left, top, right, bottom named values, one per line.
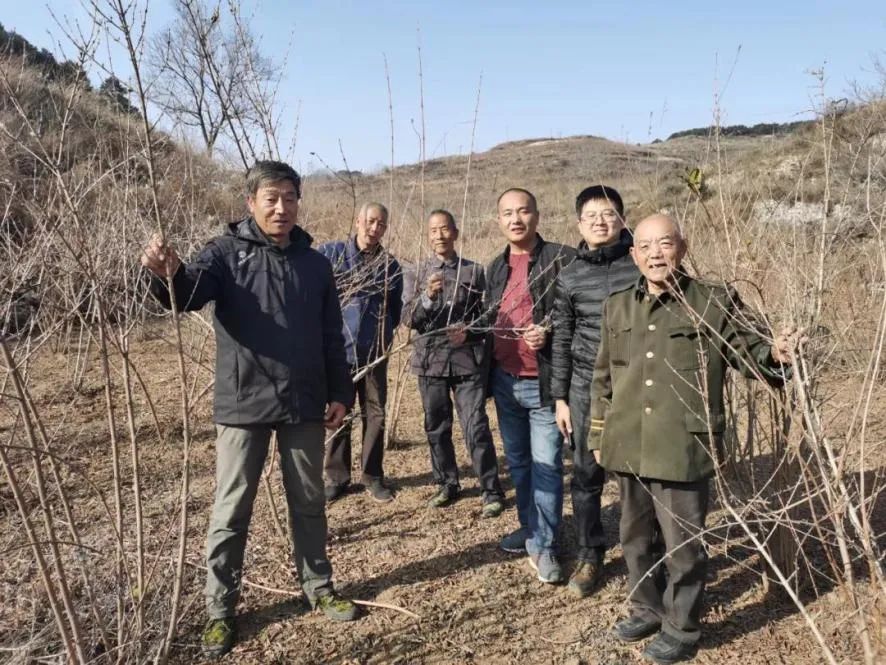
left=4, top=334, right=880, bottom=665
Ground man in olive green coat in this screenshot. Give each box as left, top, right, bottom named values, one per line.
left=590, top=214, right=800, bottom=664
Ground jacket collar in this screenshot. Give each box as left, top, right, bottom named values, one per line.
left=346, top=235, right=384, bottom=261
left=228, top=217, right=313, bottom=250
left=500, top=233, right=546, bottom=265
left=427, top=253, right=460, bottom=270
left=635, top=269, right=694, bottom=302
left=577, top=228, right=633, bottom=264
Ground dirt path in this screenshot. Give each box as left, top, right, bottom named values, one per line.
left=167, top=376, right=853, bottom=664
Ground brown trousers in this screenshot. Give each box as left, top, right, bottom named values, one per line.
left=324, top=360, right=387, bottom=485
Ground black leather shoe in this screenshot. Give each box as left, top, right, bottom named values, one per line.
left=613, top=615, right=662, bottom=643
left=642, top=632, right=698, bottom=664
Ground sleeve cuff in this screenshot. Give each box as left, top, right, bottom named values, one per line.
left=757, top=345, right=793, bottom=383
left=588, top=416, right=605, bottom=447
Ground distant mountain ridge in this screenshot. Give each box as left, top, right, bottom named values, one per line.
left=666, top=120, right=813, bottom=140
left=2, top=22, right=815, bottom=161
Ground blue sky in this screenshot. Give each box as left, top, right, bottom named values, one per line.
left=7, top=1, right=886, bottom=172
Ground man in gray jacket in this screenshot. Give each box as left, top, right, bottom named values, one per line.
left=404, top=210, right=505, bottom=517
left=142, top=161, right=358, bottom=660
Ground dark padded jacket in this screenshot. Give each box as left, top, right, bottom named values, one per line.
left=550, top=230, right=639, bottom=398
left=482, top=235, right=576, bottom=407
left=149, top=218, right=354, bottom=425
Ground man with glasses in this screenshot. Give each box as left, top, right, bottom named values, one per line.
left=551, top=185, right=639, bottom=597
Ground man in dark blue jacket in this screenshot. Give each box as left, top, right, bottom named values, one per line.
left=142, top=161, right=358, bottom=660
left=319, top=203, right=403, bottom=502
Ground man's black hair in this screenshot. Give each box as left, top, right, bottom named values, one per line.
left=246, top=160, right=302, bottom=198
left=496, top=187, right=538, bottom=211
left=575, top=185, right=624, bottom=217
left=428, top=208, right=457, bottom=229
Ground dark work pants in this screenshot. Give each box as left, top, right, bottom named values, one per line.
left=617, top=473, right=710, bottom=646
left=325, top=360, right=387, bottom=485
left=568, top=376, right=607, bottom=563
left=418, top=373, right=504, bottom=501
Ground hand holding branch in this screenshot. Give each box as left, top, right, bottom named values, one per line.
left=446, top=323, right=467, bottom=347
left=771, top=325, right=807, bottom=365
left=522, top=324, right=547, bottom=351
left=426, top=272, right=444, bottom=300
left=141, top=233, right=182, bottom=278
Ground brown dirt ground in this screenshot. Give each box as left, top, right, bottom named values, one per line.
left=0, top=328, right=879, bottom=665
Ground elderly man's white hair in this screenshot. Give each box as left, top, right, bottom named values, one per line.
left=357, top=202, right=389, bottom=220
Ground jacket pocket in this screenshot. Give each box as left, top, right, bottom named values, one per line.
left=611, top=325, right=632, bottom=366
left=684, top=411, right=725, bottom=477
left=667, top=325, right=705, bottom=370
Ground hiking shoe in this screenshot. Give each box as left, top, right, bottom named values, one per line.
left=313, top=592, right=359, bottom=622
left=427, top=486, right=458, bottom=508
left=324, top=482, right=349, bottom=502
left=567, top=560, right=603, bottom=598
left=201, top=617, right=236, bottom=660
left=499, top=527, right=528, bottom=553
left=613, top=615, right=662, bottom=643
left=366, top=479, right=394, bottom=502
left=481, top=498, right=504, bottom=519
left=642, top=632, right=697, bottom=664
left=528, top=552, right=564, bottom=584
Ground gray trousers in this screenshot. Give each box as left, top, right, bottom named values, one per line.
left=205, top=422, right=333, bottom=618
left=617, top=473, right=709, bottom=645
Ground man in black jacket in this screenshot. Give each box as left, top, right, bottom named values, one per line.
left=142, top=161, right=358, bottom=660
left=551, top=185, right=639, bottom=597
left=403, top=210, right=505, bottom=516
left=485, top=188, right=575, bottom=584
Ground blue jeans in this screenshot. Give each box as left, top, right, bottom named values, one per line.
left=492, top=367, right=564, bottom=554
